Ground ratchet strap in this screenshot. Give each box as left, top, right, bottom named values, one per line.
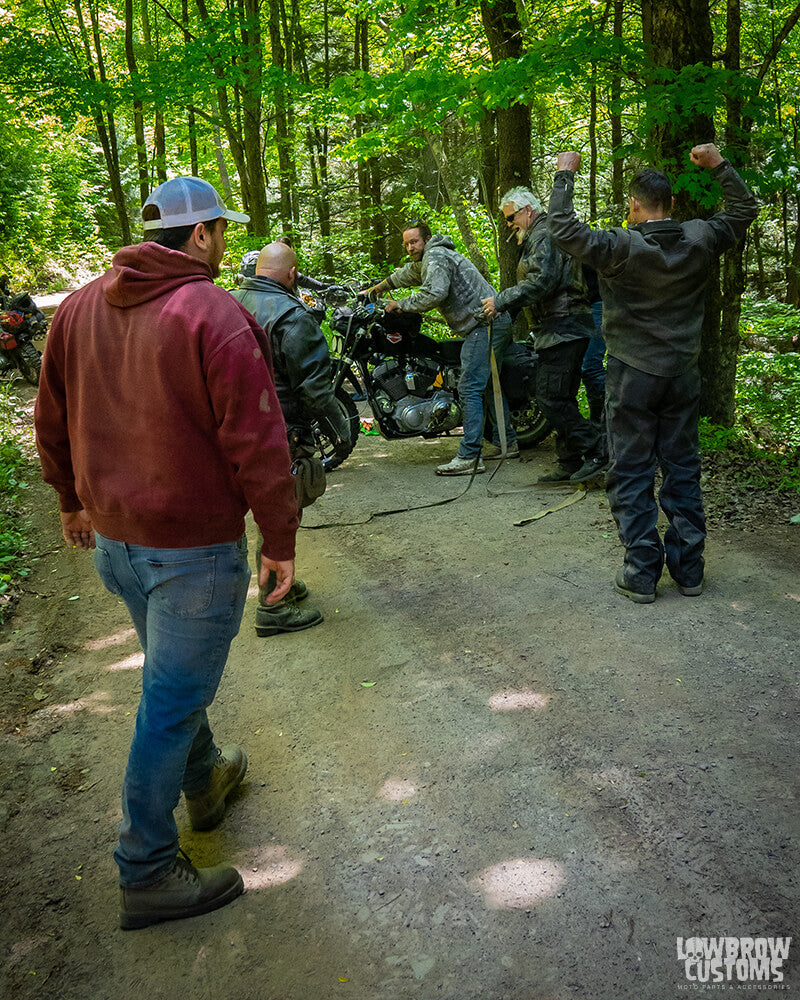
left=513, top=487, right=586, bottom=526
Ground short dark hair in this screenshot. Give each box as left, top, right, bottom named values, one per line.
left=629, top=169, right=672, bottom=213
left=142, top=206, right=223, bottom=250
left=404, top=219, right=431, bottom=242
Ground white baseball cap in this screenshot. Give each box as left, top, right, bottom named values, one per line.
left=142, top=176, right=250, bottom=230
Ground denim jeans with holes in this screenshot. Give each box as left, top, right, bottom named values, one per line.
left=94, top=532, right=251, bottom=887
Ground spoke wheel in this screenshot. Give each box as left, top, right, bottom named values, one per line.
left=313, top=386, right=360, bottom=472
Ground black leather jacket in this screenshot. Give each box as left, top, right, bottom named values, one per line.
left=494, top=214, right=594, bottom=350
left=232, top=277, right=348, bottom=447
left=548, top=160, right=758, bottom=376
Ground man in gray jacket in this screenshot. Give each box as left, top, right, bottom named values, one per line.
left=547, top=143, right=757, bottom=602
left=233, top=241, right=350, bottom=633
left=365, top=222, right=517, bottom=475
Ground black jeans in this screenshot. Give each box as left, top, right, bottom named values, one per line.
left=535, top=338, right=604, bottom=466
left=605, top=357, right=706, bottom=591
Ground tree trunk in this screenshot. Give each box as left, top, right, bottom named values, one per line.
left=478, top=111, right=497, bottom=218
left=787, top=194, right=800, bottom=309
left=425, top=133, right=490, bottom=280
left=640, top=0, right=714, bottom=200
left=140, top=0, right=166, bottom=183
left=480, top=0, right=531, bottom=290
left=354, top=17, right=370, bottom=247
left=704, top=0, right=745, bottom=426
left=72, top=0, right=131, bottom=244
left=124, top=0, right=149, bottom=205
left=640, top=0, right=736, bottom=423
left=589, top=77, right=598, bottom=222
left=611, top=0, right=624, bottom=213
left=240, top=0, right=268, bottom=238
left=182, top=0, right=199, bottom=177
left=268, top=0, right=295, bottom=236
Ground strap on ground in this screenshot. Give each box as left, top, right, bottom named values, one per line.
left=300, top=456, right=485, bottom=529
left=513, top=487, right=586, bottom=526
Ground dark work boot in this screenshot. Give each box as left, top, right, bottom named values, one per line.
left=120, top=851, right=244, bottom=930
left=286, top=578, right=309, bottom=602
left=570, top=456, right=609, bottom=483
left=615, top=569, right=656, bottom=604
left=255, top=601, right=323, bottom=637
left=538, top=461, right=582, bottom=484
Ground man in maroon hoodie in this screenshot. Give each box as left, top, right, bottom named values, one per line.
left=34, top=177, right=299, bottom=929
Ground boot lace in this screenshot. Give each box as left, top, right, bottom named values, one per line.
left=173, top=847, right=199, bottom=883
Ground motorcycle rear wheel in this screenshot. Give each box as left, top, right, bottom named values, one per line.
left=313, top=386, right=360, bottom=472
left=14, top=342, right=42, bottom=386
left=511, top=400, right=552, bottom=448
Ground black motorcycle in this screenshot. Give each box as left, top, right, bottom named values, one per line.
left=312, top=298, right=551, bottom=470
left=0, top=275, right=47, bottom=386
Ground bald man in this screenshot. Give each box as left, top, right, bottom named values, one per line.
left=232, top=242, right=350, bottom=636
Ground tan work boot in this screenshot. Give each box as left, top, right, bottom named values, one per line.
left=185, top=745, right=247, bottom=831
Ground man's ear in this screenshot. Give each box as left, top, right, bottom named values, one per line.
left=289, top=265, right=298, bottom=284
left=190, top=221, right=211, bottom=251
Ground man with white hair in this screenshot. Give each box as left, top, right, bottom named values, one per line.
left=482, top=186, right=606, bottom=483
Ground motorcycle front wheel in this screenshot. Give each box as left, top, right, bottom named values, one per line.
left=511, top=400, right=552, bottom=448
left=313, top=386, right=361, bottom=472
left=14, top=342, right=42, bottom=386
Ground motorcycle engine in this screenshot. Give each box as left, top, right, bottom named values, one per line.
left=371, top=358, right=461, bottom=434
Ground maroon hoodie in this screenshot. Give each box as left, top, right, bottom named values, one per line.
left=35, top=242, right=298, bottom=560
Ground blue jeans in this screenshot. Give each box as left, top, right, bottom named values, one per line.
left=457, top=317, right=516, bottom=458
left=94, top=533, right=251, bottom=887
left=581, top=301, right=606, bottom=413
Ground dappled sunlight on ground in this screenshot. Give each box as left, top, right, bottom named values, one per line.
left=84, top=627, right=137, bottom=651
left=488, top=688, right=551, bottom=711
left=33, top=689, right=119, bottom=718
left=378, top=777, right=418, bottom=801
left=235, top=844, right=304, bottom=890
left=106, top=652, right=144, bottom=672
left=471, top=858, right=565, bottom=910
left=247, top=582, right=259, bottom=599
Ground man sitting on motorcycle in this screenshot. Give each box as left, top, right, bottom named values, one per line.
left=363, top=221, right=518, bottom=476
left=232, top=242, right=350, bottom=636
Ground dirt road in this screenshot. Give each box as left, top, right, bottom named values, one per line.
left=1, top=425, right=798, bottom=1000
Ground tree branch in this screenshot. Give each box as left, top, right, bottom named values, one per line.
left=758, top=3, right=800, bottom=81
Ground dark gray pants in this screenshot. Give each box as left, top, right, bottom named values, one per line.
left=605, top=357, right=706, bottom=592
left=535, top=338, right=604, bottom=466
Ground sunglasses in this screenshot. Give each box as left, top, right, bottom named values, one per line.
left=504, top=208, right=523, bottom=223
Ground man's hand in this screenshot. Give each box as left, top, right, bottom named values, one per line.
left=482, top=296, right=498, bottom=319
left=384, top=299, right=400, bottom=313
left=557, top=151, right=582, bottom=173
left=61, top=510, right=95, bottom=550
left=690, top=143, right=723, bottom=169
left=362, top=282, right=386, bottom=300
left=259, top=556, right=295, bottom=604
